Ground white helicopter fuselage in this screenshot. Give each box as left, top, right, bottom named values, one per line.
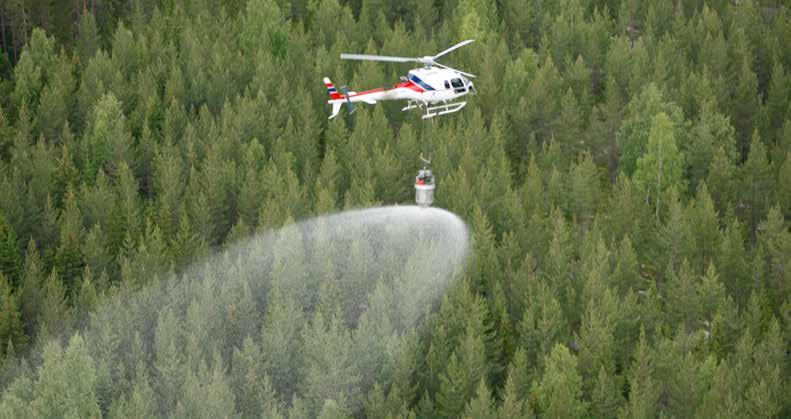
left=325, top=68, right=475, bottom=119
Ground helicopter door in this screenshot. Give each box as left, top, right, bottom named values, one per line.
left=450, top=78, right=465, bottom=94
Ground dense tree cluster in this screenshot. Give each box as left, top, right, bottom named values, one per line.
left=0, top=0, right=790, bottom=417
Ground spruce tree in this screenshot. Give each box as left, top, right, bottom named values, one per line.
left=462, top=379, right=495, bottom=419
left=497, top=365, right=534, bottom=419
left=0, top=213, right=21, bottom=285
left=37, top=270, right=70, bottom=343
left=436, top=353, right=468, bottom=419
left=619, top=330, right=658, bottom=419
left=0, top=273, right=26, bottom=357
left=533, top=343, right=587, bottom=418
left=740, top=132, right=773, bottom=242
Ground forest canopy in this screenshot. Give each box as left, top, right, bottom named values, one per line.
left=0, top=0, right=790, bottom=418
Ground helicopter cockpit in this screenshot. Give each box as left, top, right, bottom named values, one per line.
left=444, top=77, right=475, bottom=94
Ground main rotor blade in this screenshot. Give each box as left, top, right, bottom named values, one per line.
left=434, top=62, right=477, bottom=78
left=340, top=53, right=418, bottom=63
left=432, top=39, right=475, bottom=60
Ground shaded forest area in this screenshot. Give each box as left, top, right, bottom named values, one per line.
left=1, top=0, right=790, bottom=417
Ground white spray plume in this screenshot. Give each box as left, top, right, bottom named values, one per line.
left=1, top=206, right=470, bottom=417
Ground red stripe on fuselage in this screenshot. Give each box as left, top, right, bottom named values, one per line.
left=350, top=87, right=385, bottom=97
left=394, top=81, right=425, bottom=92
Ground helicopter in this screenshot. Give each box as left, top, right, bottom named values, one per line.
left=324, top=39, right=476, bottom=120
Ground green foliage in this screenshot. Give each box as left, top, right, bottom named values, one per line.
left=0, top=1, right=789, bottom=417
left=32, top=334, right=101, bottom=418
left=638, top=113, right=685, bottom=199
left=0, top=214, right=22, bottom=285
left=617, top=84, right=685, bottom=177
left=533, top=343, right=587, bottom=418
left=0, top=274, right=26, bottom=357
left=83, top=93, right=134, bottom=181
left=462, top=378, right=495, bottom=419
left=12, top=28, right=56, bottom=115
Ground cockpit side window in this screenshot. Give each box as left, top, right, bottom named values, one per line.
left=451, top=78, right=465, bottom=93
left=444, top=80, right=450, bottom=89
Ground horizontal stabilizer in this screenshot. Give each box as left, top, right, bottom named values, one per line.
left=329, top=102, right=342, bottom=119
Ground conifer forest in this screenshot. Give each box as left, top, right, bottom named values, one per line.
left=0, top=0, right=790, bottom=417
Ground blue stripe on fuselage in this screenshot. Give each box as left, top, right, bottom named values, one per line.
left=409, top=74, right=435, bottom=91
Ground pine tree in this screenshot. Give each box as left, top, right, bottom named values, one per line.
left=569, top=152, right=600, bottom=227
left=686, top=104, right=738, bottom=192
left=108, top=361, right=157, bottom=419
left=0, top=273, right=26, bottom=357
left=619, top=330, right=658, bottom=419
left=468, top=204, right=500, bottom=296
left=710, top=293, right=742, bottom=359
left=517, top=281, right=567, bottom=380
left=611, top=235, right=640, bottom=295
left=757, top=206, right=791, bottom=308
left=37, top=270, right=70, bottom=342
left=730, top=39, right=760, bottom=158
left=779, top=153, right=791, bottom=219
left=436, top=353, right=468, bottom=419
left=173, top=354, right=236, bottom=418
left=740, top=321, right=784, bottom=418
left=688, top=183, right=721, bottom=274
left=552, top=87, right=584, bottom=157
left=82, top=223, right=113, bottom=279
left=666, top=261, right=701, bottom=332
left=576, top=291, right=616, bottom=396
left=18, top=239, right=44, bottom=336
left=261, top=285, right=305, bottom=401
left=153, top=144, right=185, bottom=239
left=0, top=104, right=13, bottom=161
left=32, top=334, right=101, bottom=418
left=300, top=312, right=361, bottom=415
left=765, top=60, right=788, bottom=140
left=697, top=359, right=742, bottom=418
left=533, top=343, right=587, bottom=418
left=603, top=175, right=652, bottom=253
left=80, top=170, right=116, bottom=236
left=498, top=364, right=534, bottom=419
left=75, top=267, right=99, bottom=323
left=76, top=10, right=99, bottom=66
left=154, top=309, right=183, bottom=414
left=462, top=378, right=495, bottom=419
left=706, top=145, right=736, bottom=213
left=83, top=93, right=135, bottom=181
left=53, top=188, right=85, bottom=292
left=36, top=50, right=75, bottom=143
left=657, top=194, right=692, bottom=274
left=740, top=132, right=773, bottom=242
left=112, top=162, right=142, bottom=251
left=0, top=213, right=21, bottom=285
left=591, top=366, right=623, bottom=418
left=12, top=28, right=56, bottom=114
left=170, top=210, right=206, bottom=267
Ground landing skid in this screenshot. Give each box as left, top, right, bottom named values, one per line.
left=401, top=100, right=467, bottom=119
